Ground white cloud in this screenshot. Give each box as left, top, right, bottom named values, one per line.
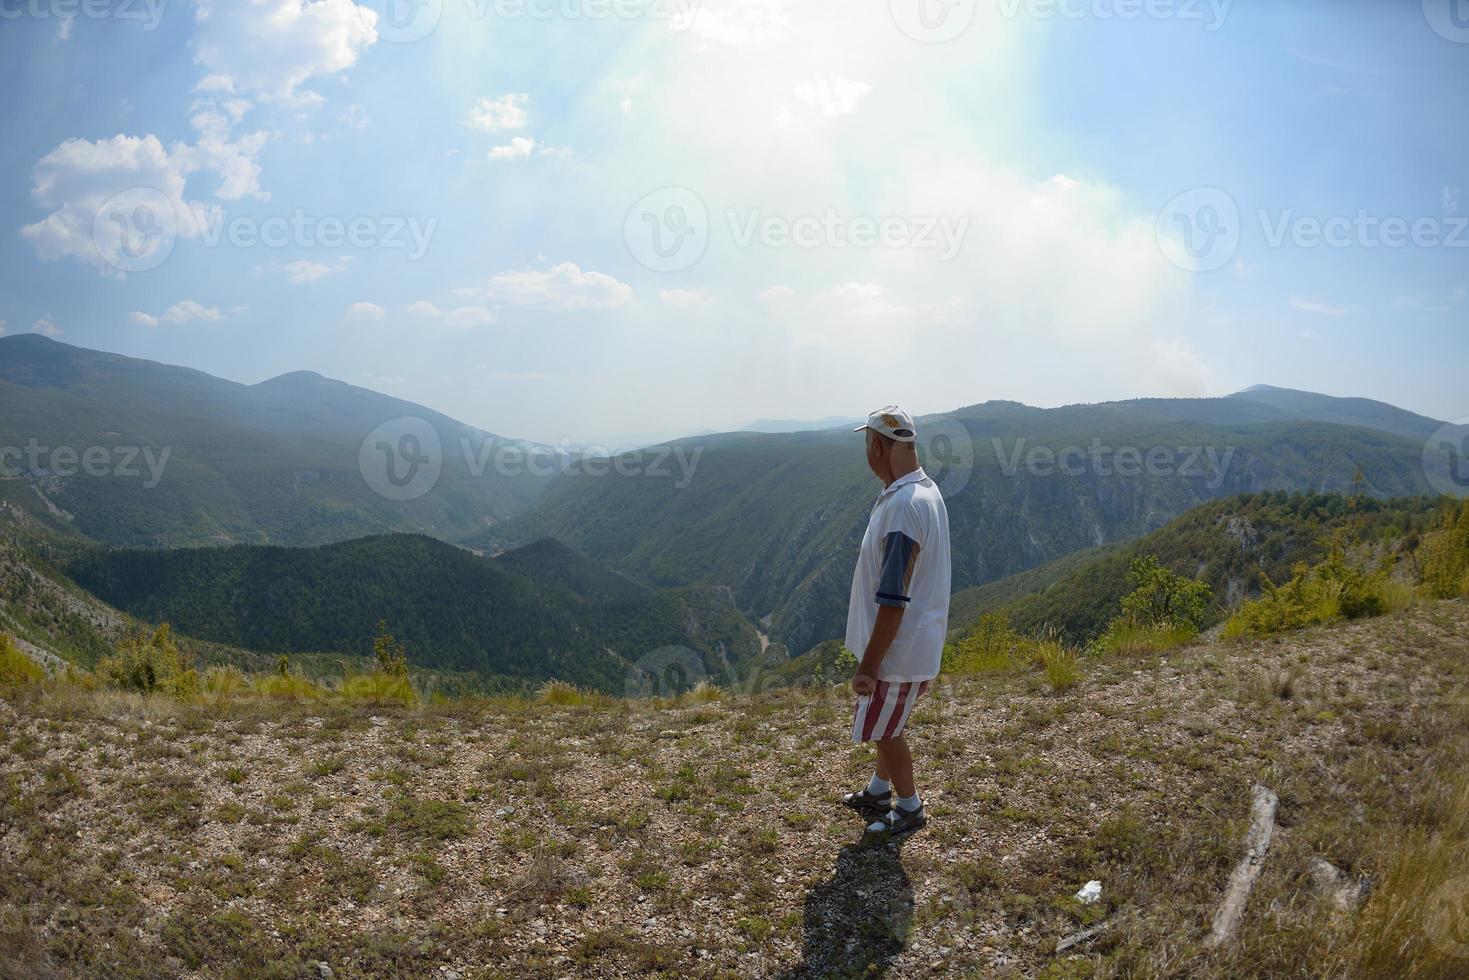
left=443, top=308, right=496, bottom=327
left=340, top=104, right=369, bottom=129
left=278, top=257, right=351, bottom=283
left=56, top=16, right=73, bottom=42
left=792, top=77, right=871, bottom=118
left=659, top=288, right=709, bottom=308
left=406, top=301, right=496, bottom=328
left=345, top=301, right=385, bottom=321
left=683, top=0, right=790, bottom=46
left=128, top=300, right=223, bottom=328
left=1290, top=297, right=1357, bottom=316
left=488, top=137, right=536, bottom=161
left=20, top=134, right=247, bottom=276
left=1145, top=339, right=1212, bottom=397
left=179, top=107, right=270, bottom=201
left=32, top=318, right=61, bottom=337
left=191, top=0, right=378, bottom=105
left=758, top=285, right=795, bottom=301
left=468, top=94, right=529, bottom=132
left=480, top=262, right=632, bottom=312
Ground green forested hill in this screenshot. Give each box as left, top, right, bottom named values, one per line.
left=955, top=492, right=1444, bottom=643
left=0, top=335, right=551, bottom=547
left=64, top=534, right=761, bottom=692
left=480, top=400, right=1441, bottom=655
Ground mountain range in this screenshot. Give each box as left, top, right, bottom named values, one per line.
left=0, top=334, right=551, bottom=548
left=0, top=334, right=1456, bottom=676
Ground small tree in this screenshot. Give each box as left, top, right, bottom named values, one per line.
left=372, top=620, right=409, bottom=678
left=1118, top=555, right=1212, bottom=631
left=98, top=623, right=197, bottom=697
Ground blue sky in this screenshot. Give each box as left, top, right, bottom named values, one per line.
left=1, top=0, right=1465, bottom=446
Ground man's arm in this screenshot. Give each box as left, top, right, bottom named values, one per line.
left=852, top=604, right=904, bottom=695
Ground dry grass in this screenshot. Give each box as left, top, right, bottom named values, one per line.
left=1, top=603, right=1467, bottom=977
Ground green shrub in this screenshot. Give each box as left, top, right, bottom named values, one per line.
left=1419, top=501, right=1469, bottom=599
left=0, top=634, right=44, bottom=686
left=1095, top=555, right=1211, bottom=654
left=97, top=624, right=195, bottom=697
left=1118, top=555, right=1212, bottom=630
left=537, top=679, right=588, bottom=705
left=1036, top=641, right=1080, bottom=692
left=201, top=665, right=250, bottom=698
left=1224, top=548, right=1405, bottom=638
left=372, top=620, right=409, bottom=678
left=943, top=613, right=1024, bottom=674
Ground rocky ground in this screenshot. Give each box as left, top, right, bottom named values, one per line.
left=3, top=602, right=1468, bottom=978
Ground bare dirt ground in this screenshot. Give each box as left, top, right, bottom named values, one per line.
left=3, top=601, right=1467, bottom=978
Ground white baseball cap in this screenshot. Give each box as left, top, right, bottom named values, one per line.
left=854, top=405, right=917, bottom=443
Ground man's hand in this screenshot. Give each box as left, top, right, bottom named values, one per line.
left=851, top=672, right=877, bottom=696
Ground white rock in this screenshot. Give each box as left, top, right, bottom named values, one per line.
left=1075, top=880, right=1102, bottom=904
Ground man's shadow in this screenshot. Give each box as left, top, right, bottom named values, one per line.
left=781, top=842, right=914, bottom=979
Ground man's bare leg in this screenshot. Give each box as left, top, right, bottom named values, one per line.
left=873, top=736, right=915, bottom=799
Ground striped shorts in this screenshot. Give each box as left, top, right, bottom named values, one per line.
left=851, top=680, right=931, bottom=744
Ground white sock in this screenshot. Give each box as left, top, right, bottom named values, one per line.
left=866, top=774, right=891, bottom=795
left=896, top=793, right=921, bottom=812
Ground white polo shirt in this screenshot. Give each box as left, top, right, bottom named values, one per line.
left=844, top=467, right=951, bottom=681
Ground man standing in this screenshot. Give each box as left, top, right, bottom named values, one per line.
left=842, top=406, right=951, bottom=841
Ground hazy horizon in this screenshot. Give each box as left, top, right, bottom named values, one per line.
left=2, top=1, right=1466, bottom=445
